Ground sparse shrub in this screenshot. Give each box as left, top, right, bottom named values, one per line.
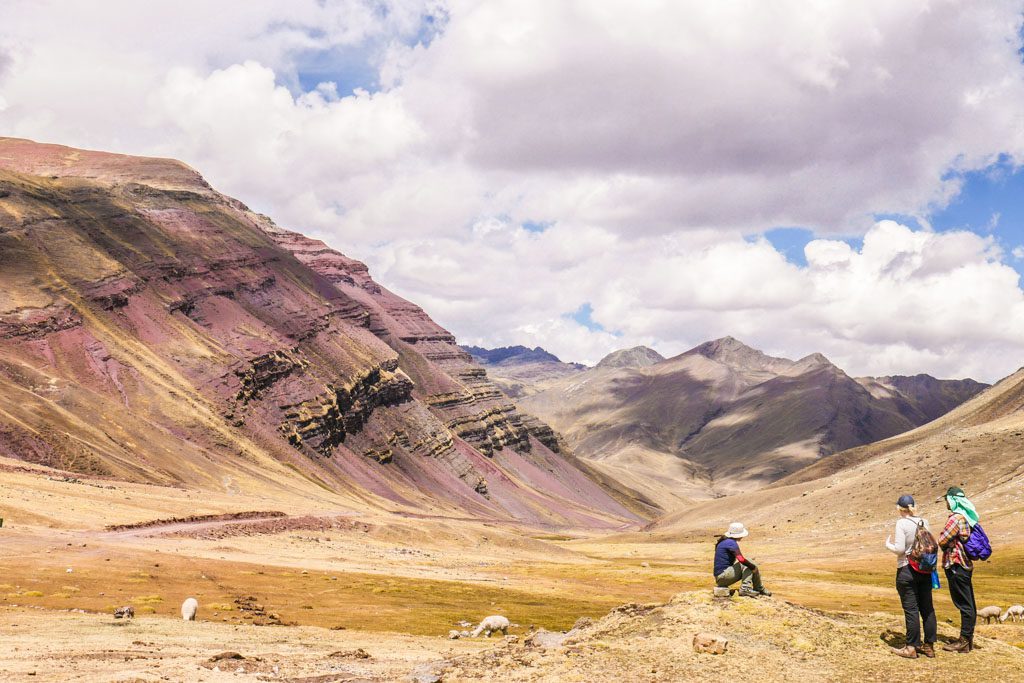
left=132, top=594, right=163, bottom=604
left=23, top=591, right=44, bottom=597
left=790, top=636, right=816, bottom=652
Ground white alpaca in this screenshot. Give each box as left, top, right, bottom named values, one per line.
left=1000, top=604, right=1024, bottom=623
left=978, top=605, right=1002, bottom=624
left=471, top=615, right=510, bottom=638
left=181, top=597, right=198, bottom=621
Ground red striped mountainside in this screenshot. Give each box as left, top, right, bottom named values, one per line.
left=0, top=137, right=650, bottom=528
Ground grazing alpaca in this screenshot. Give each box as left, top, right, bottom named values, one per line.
left=472, top=615, right=510, bottom=638
left=113, top=606, right=134, bottom=620
left=978, top=605, right=1002, bottom=624
left=1000, top=605, right=1024, bottom=623
left=181, top=597, right=198, bottom=621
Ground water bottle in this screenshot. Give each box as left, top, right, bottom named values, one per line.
left=931, top=570, right=941, bottom=589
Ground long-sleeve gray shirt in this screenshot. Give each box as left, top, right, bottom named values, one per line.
left=886, top=515, right=929, bottom=568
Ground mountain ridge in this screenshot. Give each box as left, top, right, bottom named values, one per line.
left=0, top=137, right=652, bottom=528
left=518, top=336, right=987, bottom=505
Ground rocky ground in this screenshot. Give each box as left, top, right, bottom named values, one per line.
left=444, top=592, right=1024, bottom=682
left=3, top=590, right=1022, bottom=682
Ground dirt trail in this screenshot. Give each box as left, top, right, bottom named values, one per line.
left=101, top=511, right=361, bottom=539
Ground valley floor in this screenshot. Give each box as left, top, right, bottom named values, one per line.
left=3, top=462, right=1024, bottom=681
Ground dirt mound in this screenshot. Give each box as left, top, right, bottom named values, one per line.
left=161, top=514, right=370, bottom=540
left=105, top=511, right=285, bottom=532
left=442, top=591, right=1024, bottom=681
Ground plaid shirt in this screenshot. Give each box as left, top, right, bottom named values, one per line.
left=938, top=513, right=973, bottom=570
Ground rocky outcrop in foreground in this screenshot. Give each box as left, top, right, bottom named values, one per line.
left=441, top=591, right=1024, bottom=681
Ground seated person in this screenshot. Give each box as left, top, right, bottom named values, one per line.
left=713, top=522, right=771, bottom=597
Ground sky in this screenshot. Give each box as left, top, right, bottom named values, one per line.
left=2, top=1, right=1024, bottom=382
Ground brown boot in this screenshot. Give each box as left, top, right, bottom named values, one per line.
left=891, top=645, right=919, bottom=659
left=942, top=637, right=964, bottom=652
left=916, top=642, right=935, bottom=658
left=943, top=636, right=973, bottom=653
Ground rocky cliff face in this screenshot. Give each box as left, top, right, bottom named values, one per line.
left=0, top=138, right=646, bottom=527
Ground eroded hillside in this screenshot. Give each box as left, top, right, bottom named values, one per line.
left=0, top=137, right=648, bottom=528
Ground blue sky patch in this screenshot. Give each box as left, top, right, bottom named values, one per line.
left=759, top=156, right=1024, bottom=276
left=522, top=220, right=552, bottom=234
left=931, top=155, right=1024, bottom=275
left=290, top=8, right=448, bottom=97
left=565, top=302, right=621, bottom=336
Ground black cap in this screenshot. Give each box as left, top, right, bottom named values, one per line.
left=897, top=494, right=915, bottom=508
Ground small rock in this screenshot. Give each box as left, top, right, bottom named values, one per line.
left=571, top=617, right=594, bottom=631
left=693, top=632, right=728, bottom=655
left=641, top=562, right=650, bottom=568
left=448, top=630, right=461, bottom=640
left=408, top=664, right=443, bottom=683
left=328, top=648, right=371, bottom=659
left=209, top=652, right=245, bottom=662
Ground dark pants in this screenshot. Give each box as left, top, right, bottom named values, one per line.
left=896, top=565, right=936, bottom=646
left=945, top=563, right=977, bottom=640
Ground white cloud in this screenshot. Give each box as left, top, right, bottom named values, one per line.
left=2, top=1, right=1024, bottom=380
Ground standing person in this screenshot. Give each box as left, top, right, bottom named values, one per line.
left=937, top=486, right=978, bottom=653
left=712, top=522, right=771, bottom=597
left=885, top=494, right=937, bottom=659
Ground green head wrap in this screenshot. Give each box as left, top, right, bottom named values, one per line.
left=945, top=489, right=979, bottom=528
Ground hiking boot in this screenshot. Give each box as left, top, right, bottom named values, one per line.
left=916, top=642, right=935, bottom=658
left=738, top=587, right=761, bottom=598
left=891, top=645, right=919, bottom=659
left=755, top=587, right=772, bottom=597
left=943, top=637, right=972, bottom=653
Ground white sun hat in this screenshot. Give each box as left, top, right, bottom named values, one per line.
left=724, top=522, right=749, bottom=539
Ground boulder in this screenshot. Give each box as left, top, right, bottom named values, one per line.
left=525, top=629, right=568, bottom=649
left=693, top=632, right=728, bottom=655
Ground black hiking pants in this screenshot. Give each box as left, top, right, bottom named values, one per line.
left=896, top=565, right=936, bottom=647
left=945, top=563, right=977, bottom=640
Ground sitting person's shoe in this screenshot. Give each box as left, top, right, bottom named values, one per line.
left=891, top=645, right=919, bottom=659
left=755, top=587, right=772, bottom=597
left=738, top=587, right=761, bottom=598
left=916, top=642, right=935, bottom=658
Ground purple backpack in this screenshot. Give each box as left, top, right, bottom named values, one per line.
left=964, top=522, right=992, bottom=561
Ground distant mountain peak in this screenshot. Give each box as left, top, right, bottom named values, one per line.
left=462, top=344, right=564, bottom=365
left=684, top=336, right=792, bottom=374
left=596, top=346, right=665, bottom=369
